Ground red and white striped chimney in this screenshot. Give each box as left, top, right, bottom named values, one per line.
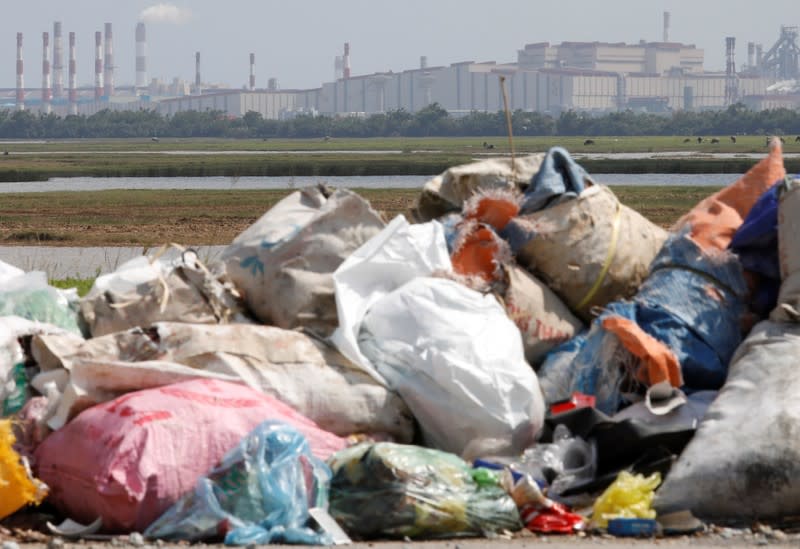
left=94, top=31, right=103, bottom=99
left=135, top=22, right=147, bottom=88
left=343, top=42, right=351, bottom=79
left=249, top=53, right=255, bottom=90
left=52, top=21, right=64, bottom=99
left=103, top=22, right=114, bottom=97
left=68, top=31, right=77, bottom=115
left=16, top=33, right=24, bottom=111
left=42, top=32, right=52, bottom=113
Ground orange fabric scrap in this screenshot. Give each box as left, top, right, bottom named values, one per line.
left=464, top=193, right=520, bottom=231
left=451, top=225, right=504, bottom=283
left=602, top=316, right=683, bottom=388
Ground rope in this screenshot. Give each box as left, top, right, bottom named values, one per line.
left=575, top=200, right=622, bottom=311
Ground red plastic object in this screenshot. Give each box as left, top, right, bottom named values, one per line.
left=550, top=392, right=596, bottom=415
left=521, top=501, right=584, bottom=534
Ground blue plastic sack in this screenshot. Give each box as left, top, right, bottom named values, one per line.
left=519, top=147, right=592, bottom=214
left=144, top=421, right=332, bottom=545
left=538, top=233, right=747, bottom=414
left=729, top=182, right=782, bottom=316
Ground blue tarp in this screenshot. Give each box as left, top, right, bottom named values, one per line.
left=539, top=233, right=748, bottom=414
left=519, top=147, right=592, bottom=215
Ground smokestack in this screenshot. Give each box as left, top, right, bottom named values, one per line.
left=662, top=11, right=670, bottom=42
left=16, top=33, right=24, bottom=111
left=249, top=53, right=255, bottom=90
left=94, top=31, right=103, bottom=99
left=195, top=51, right=201, bottom=92
left=343, top=42, right=351, bottom=79
left=420, top=56, right=428, bottom=69
left=334, top=55, right=343, bottom=80
left=52, top=22, right=64, bottom=99
left=68, top=31, right=77, bottom=115
left=135, top=22, right=147, bottom=88
left=267, top=77, right=278, bottom=91
left=748, top=42, right=755, bottom=69
left=756, top=43, right=763, bottom=68
left=103, top=22, right=114, bottom=97
left=42, top=32, right=52, bottom=113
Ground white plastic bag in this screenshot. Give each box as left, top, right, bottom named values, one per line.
left=222, top=185, right=384, bottom=336
left=331, top=215, right=452, bottom=383
left=358, top=276, right=545, bottom=457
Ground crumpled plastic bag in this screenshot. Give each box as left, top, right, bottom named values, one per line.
left=0, top=419, right=48, bottom=520
left=329, top=442, right=521, bottom=539
left=592, top=471, right=661, bottom=528
left=0, top=271, right=82, bottom=335
left=145, top=421, right=331, bottom=545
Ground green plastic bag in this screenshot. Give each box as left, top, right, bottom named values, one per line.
left=329, top=443, right=521, bottom=539
left=0, top=272, right=82, bottom=335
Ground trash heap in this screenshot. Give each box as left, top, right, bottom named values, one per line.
left=1, top=140, right=799, bottom=544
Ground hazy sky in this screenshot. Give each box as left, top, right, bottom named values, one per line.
left=1, top=0, right=797, bottom=90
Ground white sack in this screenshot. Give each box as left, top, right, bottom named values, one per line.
left=32, top=322, right=414, bottom=440
left=654, top=321, right=800, bottom=521
left=358, top=276, right=545, bottom=458
left=772, top=177, right=800, bottom=322
left=222, top=185, right=384, bottom=336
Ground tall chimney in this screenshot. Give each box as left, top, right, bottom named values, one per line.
left=94, top=31, right=103, bottom=98
left=662, top=11, right=670, bottom=42
left=249, top=53, right=255, bottom=90
left=195, top=51, right=201, bottom=92
left=52, top=22, right=64, bottom=99
left=135, top=22, right=147, bottom=88
left=334, top=55, right=343, bottom=80
left=16, top=33, right=24, bottom=111
left=420, top=56, right=428, bottom=69
left=68, top=31, right=77, bottom=115
left=756, top=43, right=764, bottom=69
left=343, top=42, right=351, bottom=79
left=103, top=22, right=114, bottom=97
left=747, top=42, right=755, bottom=69
left=42, top=32, right=52, bottom=113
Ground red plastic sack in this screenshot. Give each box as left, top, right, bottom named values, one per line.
left=521, top=501, right=584, bottom=534
left=34, top=378, right=345, bottom=533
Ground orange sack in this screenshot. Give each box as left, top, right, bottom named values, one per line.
left=674, top=139, right=785, bottom=252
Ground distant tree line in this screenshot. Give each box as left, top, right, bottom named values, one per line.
left=1, top=102, right=799, bottom=139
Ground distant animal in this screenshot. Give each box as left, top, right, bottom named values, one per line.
left=730, top=136, right=737, bottom=144
left=482, top=142, right=495, bottom=150
left=697, top=137, right=703, bottom=143
left=796, top=136, right=800, bottom=142
left=2, top=151, right=7, bottom=156
left=323, top=135, right=332, bottom=142
left=151, top=136, right=160, bottom=142
left=583, top=139, right=595, bottom=145
left=683, top=138, right=691, bottom=143
left=710, top=138, right=720, bottom=144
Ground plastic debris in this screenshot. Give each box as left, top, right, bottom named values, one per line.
left=592, top=471, right=661, bottom=528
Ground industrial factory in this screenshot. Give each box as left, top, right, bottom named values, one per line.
left=4, top=12, right=800, bottom=120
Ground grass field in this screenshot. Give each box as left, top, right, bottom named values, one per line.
left=0, top=136, right=796, bottom=180
left=0, top=186, right=716, bottom=248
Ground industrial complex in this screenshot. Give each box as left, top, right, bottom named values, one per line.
left=5, top=12, right=800, bottom=119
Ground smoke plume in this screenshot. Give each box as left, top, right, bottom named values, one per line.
left=139, top=3, right=192, bottom=24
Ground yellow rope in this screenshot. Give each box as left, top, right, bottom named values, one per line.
left=576, top=200, right=622, bottom=311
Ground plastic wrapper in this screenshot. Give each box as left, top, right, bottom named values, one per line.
left=0, top=271, right=82, bottom=335
left=329, top=442, right=521, bottom=539
left=145, top=421, right=331, bottom=545
left=592, top=471, right=660, bottom=528
left=0, top=419, right=47, bottom=520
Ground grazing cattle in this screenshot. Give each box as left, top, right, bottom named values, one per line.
left=697, top=137, right=703, bottom=143
left=482, top=141, right=495, bottom=149
left=151, top=137, right=160, bottom=142
left=710, top=138, right=720, bottom=144
left=683, top=138, right=691, bottom=143
left=730, top=136, right=737, bottom=143
left=584, top=139, right=595, bottom=145
left=795, top=136, right=800, bottom=142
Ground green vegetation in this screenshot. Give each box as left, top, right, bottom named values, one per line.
left=2, top=102, right=800, bottom=140
left=50, top=277, right=95, bottom=297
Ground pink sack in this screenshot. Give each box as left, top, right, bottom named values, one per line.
left=34, top=378, right=345, bottom=533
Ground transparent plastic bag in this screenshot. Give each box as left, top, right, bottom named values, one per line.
left=144, top=421, right=331, bottom=545
left=515, top=425, right=596, bottom=497
left=329, top=442, right=521, bottom=539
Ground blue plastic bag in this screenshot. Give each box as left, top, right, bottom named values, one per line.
left=519, top=147, right=592, bottom=214
left=144, top=421, right=332, bottom=545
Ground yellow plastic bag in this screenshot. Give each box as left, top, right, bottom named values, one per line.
left=0, top=419, right=47, bottom=520
left=592, top=471, right=661, bottom=528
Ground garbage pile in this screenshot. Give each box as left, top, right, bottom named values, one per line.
left=1, top=139, right=798, bottom=544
